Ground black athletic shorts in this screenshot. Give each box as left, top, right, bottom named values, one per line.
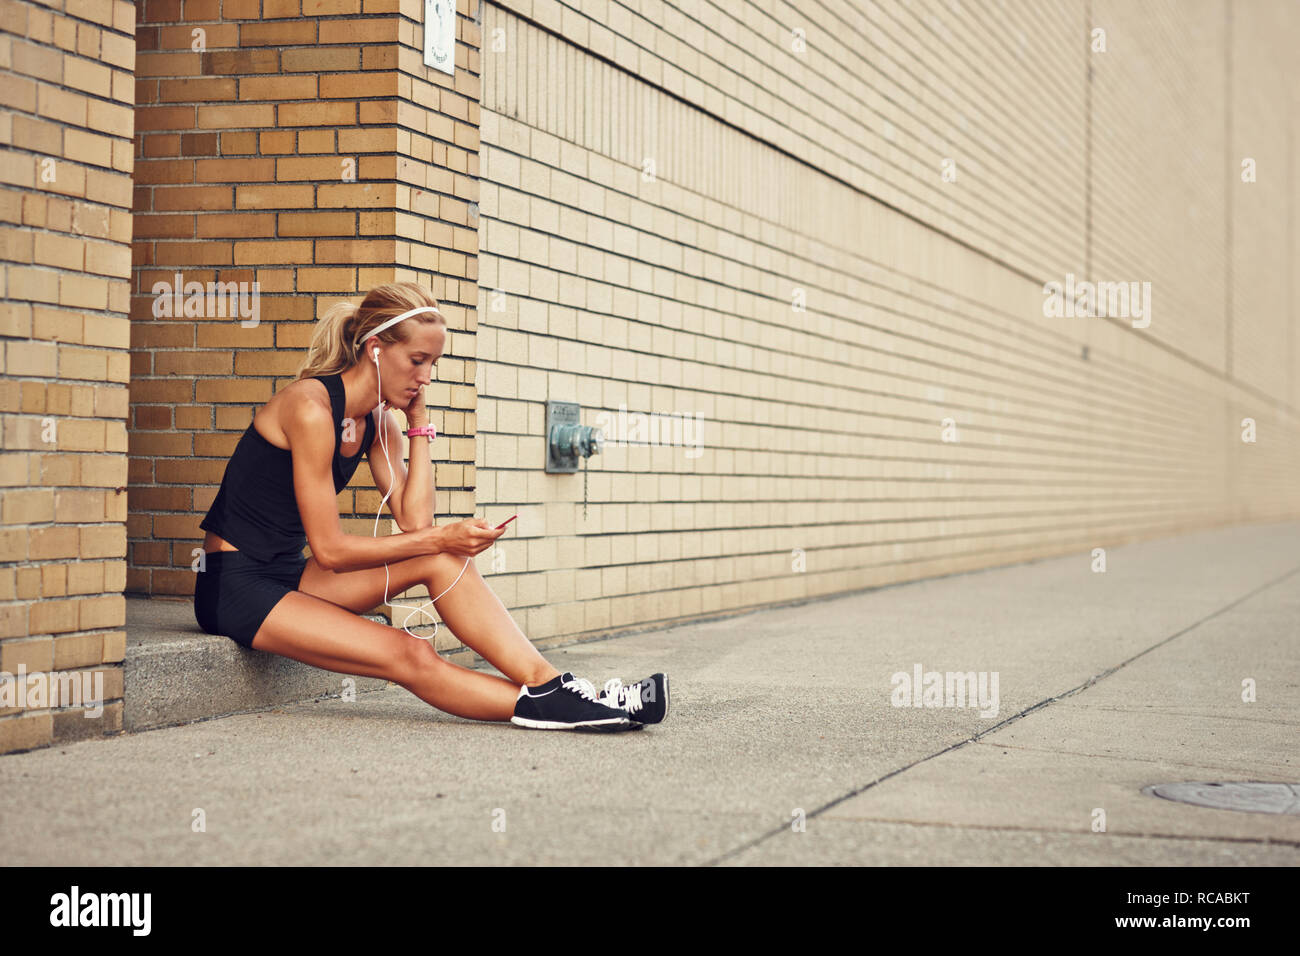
left=193, top=549, right=308, bottom=649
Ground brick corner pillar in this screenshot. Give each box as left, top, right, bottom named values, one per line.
left=1, top=0, right=136, bottom=754
left=129, top=0, right=482, bottom=600
left=394, top=0, right=484, bottom=525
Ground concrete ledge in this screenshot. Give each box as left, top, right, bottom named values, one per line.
left=123, top=597, right=389, bottom=732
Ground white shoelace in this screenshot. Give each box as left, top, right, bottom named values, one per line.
left=601, top=678, right=644, bottom=714
left=562, top=675, right=601, bottom=702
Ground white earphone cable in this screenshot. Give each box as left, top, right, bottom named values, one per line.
left=369, top=341, right=472, bottom=642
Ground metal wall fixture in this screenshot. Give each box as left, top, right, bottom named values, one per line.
left=545, top=400, right=604, bottom=473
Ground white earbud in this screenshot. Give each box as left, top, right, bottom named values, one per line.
left=372, top=347, right=380, bottom=362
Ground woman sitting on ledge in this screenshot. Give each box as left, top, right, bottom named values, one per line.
left=193, top=281, right=668, bottom=732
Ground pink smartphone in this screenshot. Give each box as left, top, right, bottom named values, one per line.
left=494, top=514, right=518, bottom=530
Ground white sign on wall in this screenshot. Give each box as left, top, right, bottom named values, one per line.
left=424, top=0, right=457, bottom=75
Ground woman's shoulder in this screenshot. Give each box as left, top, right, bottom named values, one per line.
left=254, top=376, right=334, bottom=447
left=267, top=376, right=332, bottom=415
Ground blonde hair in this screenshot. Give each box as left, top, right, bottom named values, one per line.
left=296, top=282, right=447, bottom=380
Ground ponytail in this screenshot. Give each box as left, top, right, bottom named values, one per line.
left=296, top=300, right=361, bottom=380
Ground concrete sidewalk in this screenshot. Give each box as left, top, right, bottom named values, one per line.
left=3, top=521, right=1298, bottom=865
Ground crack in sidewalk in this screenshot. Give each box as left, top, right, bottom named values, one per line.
left=785, top=816, right=1300, bottom=849
left=971, top=739, right=1297, bottom=777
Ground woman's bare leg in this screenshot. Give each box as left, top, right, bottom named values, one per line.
left=249, top=590, right=521, bottom=721
left=296, top=549, right=562, bottom=687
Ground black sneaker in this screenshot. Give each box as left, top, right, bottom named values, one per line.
left=595, top=673, right=669, bottom=725
left=511, top=674, right=633, bottom=732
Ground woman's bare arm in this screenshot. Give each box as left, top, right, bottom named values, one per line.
left=287, top=391, right=444, bottom=572
left=367, top=408, right=434, bottom=532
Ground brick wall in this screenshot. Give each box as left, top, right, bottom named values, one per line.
left=128, top=0, right=483, bottom=625
left=1, top=0, right=135, bottom=753
left=471, top=0, right=1300, bottom=645
left=4, top=0, right=1297, bottom=752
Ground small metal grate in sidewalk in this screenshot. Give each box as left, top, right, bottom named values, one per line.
left=1142, top=782, right=1300, bottom=815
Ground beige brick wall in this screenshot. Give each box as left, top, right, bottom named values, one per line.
left=473, top=0, right=1300, bottom=645
left=129, top=0, right=483, bottom=609
left=1, top=0, right=134, bottom=753
left=3, top=0, right=1295, bottom=751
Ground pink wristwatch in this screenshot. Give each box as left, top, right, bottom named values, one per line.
left=404, top=425, right=437, bottom=439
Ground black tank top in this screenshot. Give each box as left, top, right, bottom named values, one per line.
left=199, top=373, right=377, bottom=562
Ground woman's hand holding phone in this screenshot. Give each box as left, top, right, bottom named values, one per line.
left=435, top=518, right=506, bottom=557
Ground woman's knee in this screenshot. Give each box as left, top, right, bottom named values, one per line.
left=391, top=635, right=445, bottom=687
left=427, top=549, right=474, bottom=576
left=423, top=550, right=480, bottom=596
